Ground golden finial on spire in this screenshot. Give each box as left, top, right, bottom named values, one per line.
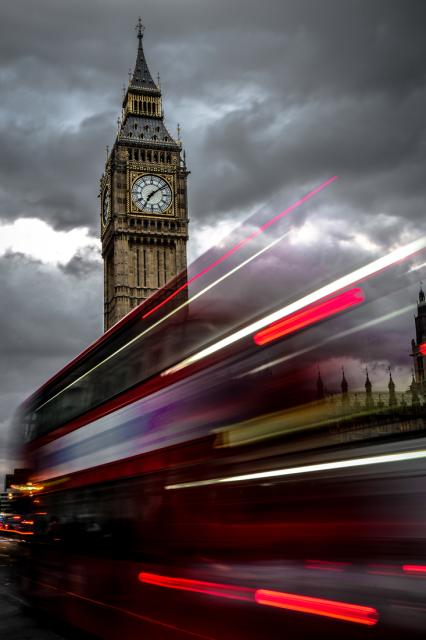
left=128, top=68, right=132, bottom=84
left=106, top=145, right=109, bottom=160
left=177, top=123, right=181, bottom=140
left=157, top=72, right=161, bottom=88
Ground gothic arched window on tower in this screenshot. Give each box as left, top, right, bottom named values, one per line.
left=143, top=101, right=147, bottom=112
left=147, top=150, right=152, bottom=162
left=154, top=152, right=158, bottom=162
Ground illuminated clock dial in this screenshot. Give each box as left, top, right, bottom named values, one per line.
left=132, top=175, right=172, bottom=213
left=102, top=189, right=110, bottom=225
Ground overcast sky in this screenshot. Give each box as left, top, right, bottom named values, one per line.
left=1, top=0, right=426, bottom=478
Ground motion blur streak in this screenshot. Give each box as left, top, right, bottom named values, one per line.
left=420, top=342, right=426, bottom=355
left=143, top=175, right=338, bottom=320
left=246, top=304, right=413, bottom=375
left=255, top=589, right=379, bottom=626
left=253, top=287, right=365, bottom=346
left=403, top=565, right=426, bottom=574
left=2, top=529, right=33, bottom=535
left=139, top=231, right=290, bottom=341
left=165, top=448, right=426, bottom=489
left=139, top=572, right=378, bottom=626
left=35, top=231, right=290, bottom=415
left=138, top=573, right=253, bottom=602
left=304, top=560, right=351, bottom=572
left=163, top=237, right=426, bottom=376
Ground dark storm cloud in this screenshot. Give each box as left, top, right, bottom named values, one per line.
left=0, top=252, right=102, bottom=419
left=1, top=1, right=425, bottom=232
left=0, top=111, right=113, bottom=230
left=59, top=244, right=102, bottom=278
left=1, top=0, right=425, bottom=476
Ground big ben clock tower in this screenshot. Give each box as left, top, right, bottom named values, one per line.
left=101, top=19, right=189, bottom=331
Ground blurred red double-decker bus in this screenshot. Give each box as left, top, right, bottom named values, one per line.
left=13, top=196, right=426, bottom=639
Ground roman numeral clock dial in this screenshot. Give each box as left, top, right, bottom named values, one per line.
left=132, top=175, right=172, bottom=214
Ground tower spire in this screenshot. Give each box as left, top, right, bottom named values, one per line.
left=128, top=18, right=157, bottom=91
left=316, top=366, right=325, bottom=400
left=135, top=16, right=145, bottom=46
left=365, top=367, right=372, bottom=393
left=365, top=367, right=374, bottom=409
left=388, top=368, right=397, bottom=406
left=341, top=367, right=348, bottom=394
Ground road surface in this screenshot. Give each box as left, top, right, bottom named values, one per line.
left=0, top=537, right=82, bottom=639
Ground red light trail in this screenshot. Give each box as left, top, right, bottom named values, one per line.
left=2, top=529, right=34, bottom=535
left=419, top=343, right=426, bottom=356
left=253, top=287, right=365, bottom=346
left=139, top=572, right=253, bottom=602
left=138, top=571, right=378, bottom=626
left=142, top=176, right=338, bottom=320
left=403, top=564, right=426, bottom=574
left=255, top=589, right=379, bottom=626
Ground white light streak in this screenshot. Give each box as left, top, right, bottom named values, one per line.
left=163, top=237, right=426, bottom=376
left=35, top=230, right=289, bottom=413
left=409, top=261, right=426, bottom=273
left=165, top=449, right=426, bottom=490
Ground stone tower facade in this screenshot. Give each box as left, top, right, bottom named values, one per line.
left=101, top=19, right=189, bottom=331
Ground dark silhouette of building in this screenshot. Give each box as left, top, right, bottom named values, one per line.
left=411, top=285, right=426, bottom=394
left=4, top=467, right=30, bottom=491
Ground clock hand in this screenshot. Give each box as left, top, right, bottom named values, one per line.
left=146, top=186, right=162, bottom=203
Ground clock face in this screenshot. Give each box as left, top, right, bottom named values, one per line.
left=132, top=174, right=172, bottom=214
left=102, top=189, right=110, bottom=225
